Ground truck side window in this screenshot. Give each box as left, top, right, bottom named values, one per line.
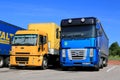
left=43, top=36, right=46, bottom=44
left=39, top=35, right=46, bottom=44
left=98, top=26, right=103, bottom=36
left=39, top=35, right=43, bottom=45
left=56, top=28, right=59, bottom=39
left=97, top=23, right=103, bottom=37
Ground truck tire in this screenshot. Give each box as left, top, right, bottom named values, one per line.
left=0, top=56, right=4, bottom=68
left=94, top=64, right=99, bottom=71
left=103, top=59, right=108, bottom=67
left=99, top=58, right=103, bottom=69
left=5, top=57, right=10, bottom=67
left=61, top=67, right=68, bottom=71
left=15, top=66, right=23, bottom=69
left=41, top=57, right=48, bottom=70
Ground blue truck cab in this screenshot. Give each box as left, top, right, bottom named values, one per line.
left=0, top=20, right=24, bottom=67
left=60, top=17, right=109, bottom=71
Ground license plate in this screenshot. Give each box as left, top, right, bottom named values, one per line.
left=18, top=64, right=25, bottom=66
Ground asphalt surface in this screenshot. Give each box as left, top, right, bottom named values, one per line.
left=0, top=65, right=120, bottom=80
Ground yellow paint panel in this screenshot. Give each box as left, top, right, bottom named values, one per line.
left=28, top=23, right=61, bottom=50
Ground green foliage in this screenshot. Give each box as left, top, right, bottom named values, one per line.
left=109, top=55, right=120, bottom=60
left=109, top=42, right=120, bottom=56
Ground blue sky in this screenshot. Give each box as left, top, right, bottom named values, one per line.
left=0, top=0, right=120, bottom=45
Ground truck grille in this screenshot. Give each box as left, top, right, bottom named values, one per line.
left=16, top=52, right=30, bottom=55
left=16, top=57, right=29, bottom=61
left=68, top=49, right=86, bottom=60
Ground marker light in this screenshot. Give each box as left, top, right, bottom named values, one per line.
left=62, top=49, right=66, bottom=57
left=90, top=49, right=94, bottom=57
left=68, top=19, right=72, bottom=23
left=81, top=18, right=85, bottom=22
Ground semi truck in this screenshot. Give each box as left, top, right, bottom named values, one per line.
left=10, top=23, right=60, bottom=69
left=0, top=20, right=24, bottom=67
left=60, top=17, right=109, bottom=71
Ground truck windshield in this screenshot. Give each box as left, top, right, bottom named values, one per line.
left=61, top=25, right=96, bottom=39
left=12, top=34, right=38, bottom=46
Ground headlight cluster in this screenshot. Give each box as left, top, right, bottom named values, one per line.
left=90, top=49, right=94, bottom=57
left=62, top=49, right=66, bottom=57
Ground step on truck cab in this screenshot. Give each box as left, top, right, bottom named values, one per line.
left=0, top=20, right=24, bottom=67
left=60, top=17, right=109, bottom=71
left=10, top=23, right=60, bottom=69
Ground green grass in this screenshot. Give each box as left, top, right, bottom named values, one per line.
left=109, top=55, right=120, bottom=60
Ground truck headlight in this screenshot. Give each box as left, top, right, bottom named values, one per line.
left=90, top=49, right=94, bottom=57
left=67, top=49, right=72, bottom=60
left=62, top=49, right=66, bottom=57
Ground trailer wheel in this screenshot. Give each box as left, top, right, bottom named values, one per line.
left=41, top=57, right=48, bottom=70
left=5, top=57, right=10, bottom=67
left=0, top=56, right=4, bottom=68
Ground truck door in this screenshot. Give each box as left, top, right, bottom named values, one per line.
left=39, top=35, right=47, bottom=54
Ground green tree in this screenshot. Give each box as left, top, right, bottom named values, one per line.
left=109, top=42, right=120, bottom=56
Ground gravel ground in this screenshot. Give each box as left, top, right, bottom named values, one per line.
left=108, top=60, right=120, bottom=65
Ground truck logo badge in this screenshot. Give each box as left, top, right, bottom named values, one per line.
left=64, top=42, right=68, bottom=46
left=72, top=52, right=82, bottom=56
left=68, top=19, right=72, bottom=23
left=21, top=47, right=24, bottom=49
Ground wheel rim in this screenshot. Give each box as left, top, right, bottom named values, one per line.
left=7, top=58, right=10, bottom=66
left=43, top=59, right=47, bottom=68
left=0, top=59, right=2, bottom=64
left=0, top=58, right=3, bottom=66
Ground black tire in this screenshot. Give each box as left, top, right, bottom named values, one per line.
left=41, top=57, right=48, bottom=70
left=61, top=67, right=68, bottom=71
left=94, top=64, right=100, bottom=71
left=9, top=66, right=14, bottom=69
left=100, top=58, right=103, bottom=69
left=15, top=66, right=23, bottom=69
left=0, top=56, right=4, bottom=68
left=52, top=60, right=60, bottom=68
left=5, top=57, right=10, bottom=67
left=103, top=59, right=108, bottom=67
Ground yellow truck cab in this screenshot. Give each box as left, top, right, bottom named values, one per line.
left=10, top=23, right=60, bottom=69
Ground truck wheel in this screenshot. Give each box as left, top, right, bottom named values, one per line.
left=41, top=57, right=48, bottom=70
left=61, top=67, right=68, bottom=71
left=5, top=57, right=10, bottom=67
left=99, top=58, right=103, bottom=69
left=15, top=66, right=23, bottom=69
left=94, top=64, right=99, bottom=71
left=0, top=56, right=4, bottom=68
left=103, top=59, right=108, bottom=67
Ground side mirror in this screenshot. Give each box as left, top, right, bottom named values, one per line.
left=38, top=41, right=43, bottom=52
left=9, top=37, right=12, bottom=45
left=99, top=30, right=102, bottom=36
left=38, top=46, right=40, bottom=52
left=97, top=29, right=102, bottom=37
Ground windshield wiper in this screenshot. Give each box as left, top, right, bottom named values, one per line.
left=12, top=43, right=22, bottom=46
left=23, top=43, right=35, bottom=46
left=61, top=35, right=73, bottom=39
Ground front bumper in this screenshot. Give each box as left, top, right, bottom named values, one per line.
left=10, top=55, right=43, bottom=67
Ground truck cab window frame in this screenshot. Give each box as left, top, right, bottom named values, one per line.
left=39, top=35, right=47, bottom=45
